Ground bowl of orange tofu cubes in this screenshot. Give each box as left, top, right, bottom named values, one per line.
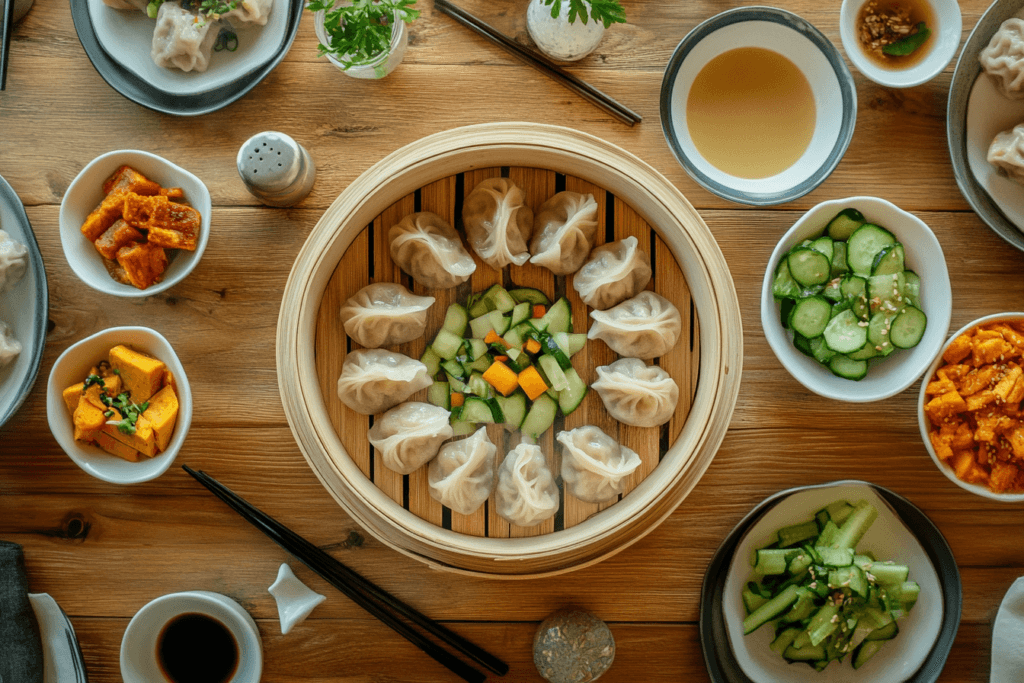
left=919, top=313, right=1024, bottom=501
left=47, top=326, right=192, bottom=484
left=59, top=150, right=211, bottom=296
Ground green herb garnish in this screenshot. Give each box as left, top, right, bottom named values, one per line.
left=83, top=374, right=104, bottom=388
left=882, top=23, right=931, bottom=56
left=307, top=0, right=419, bottom=70
left=104, top=391, right=150, bottom=436
left=541, top=0, right=626, bottom=28
left=215, top=29, right=239, bottom=52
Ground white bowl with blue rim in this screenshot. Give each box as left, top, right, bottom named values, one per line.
left=660, top=7, right=857, bottom=206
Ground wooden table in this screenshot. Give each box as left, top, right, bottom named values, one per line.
left=1, top=1, right=1022, bottom=680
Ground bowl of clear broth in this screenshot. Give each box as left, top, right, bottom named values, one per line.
left=660, top=7, right=857, bottom=206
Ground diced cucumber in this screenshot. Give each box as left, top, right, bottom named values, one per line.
left=503, top=326, right=524, bottom=349
left=442, top=303, right=469, bottom=336
left=787, top=247, right=832, bottom=287
left=554, top=332, right=587, bottom=357
left=742, top=584, right=800, bottom=635
left=467, top=296, right=491, bottom=318
left=467, top=338, right=489, bottom=361
left=539, top=297, right=572, bottom=335
left=446, top=373, right=468, bottom=393
left=778, top=520, right=819, bottom=547
left=427, top=381, right=450, bottom=410
left=467, top=372, right=491, bottom=398
left=466, top=355, right=492, bottom=373
left=496, top=391, right=528, bottom=431
left=789, top=296, right=832, bottom=338
left=889, top=306, right=926, bottom=349
left=420, top=347, right=442, bottom=377
left=442, top=358, right=466, bottom=379
left=826, top=208, right=866, bottom=240
left=482, top=284, right=516, bottom=313
left=510, top=301, right=531, bottom=328
left=461, top=396, right=503, bottom=423
left=508, top=287, right=550, bottom=306
left=470, top=310, right=511, bottom=338
left=848, top=223, right=896, bottom=276
left=823, top=309, right=868, bottom=354
left=753, top=548, right=799, bottom=575
left=558, top=368, right=587, bottom=415
left=537, top=354, right=568, bottom=392
left=450, top=417, right=478, bottom=436
left=432, top=329, right=465, bottom=360
left=852, top=640, right=885, bottom=670
left=541, top=334, right=573, bottom=370
left=520, top=394, right=557, bottom=439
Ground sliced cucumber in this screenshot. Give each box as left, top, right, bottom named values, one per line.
left=810, top=235, right=835, bottom=263
left=427, top=381, right=450, bottom=410
left=788, top=296, right=832, bottom=338
left=420, top=347, right=442, bottom=377
left=902, top=270, right=921, bottom=308
left=826, top=208, right=865, bottom=240
left=829, top=354, right=868, bottom=381
left=823, top=309, right=868, bottom=354
left=521, top=394, right=557, bottom=439
left=773, top=259, right=802, bottom=300
left=496, top=391, right=528, bottom=431
left=510, top=301, right=531, bottom=328
left=889, top=306, right=926, bottom=349
left=847, top=223, right=896, bottom=276
left=787, top=247, right=832, bottom=287
left=871, top=243, right=905, bottom=276
left=830, top=241, right=849, bottom=277
left=867, top=272, right=906, bottom=316
left=558, top=368, right=587, bottom=415
left=442, top=303, right=469, bottom=336
left=508, top=287, right=550, bottom=306
left=432, top=329, right=465, bottom=360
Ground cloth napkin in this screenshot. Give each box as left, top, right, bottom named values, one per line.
left=0, top=541, right=44, bottom=683
left=992, top=577, right=1024, bottom=683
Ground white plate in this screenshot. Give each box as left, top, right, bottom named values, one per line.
left=723, top=482, right=944, bottom=683
left=87, top=0, right=288, bottom=96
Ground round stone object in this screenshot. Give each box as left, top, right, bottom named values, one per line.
left=533, top=609, right=615, bottom=683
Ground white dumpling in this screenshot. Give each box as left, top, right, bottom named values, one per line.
left=557, top=425, right=640, bottom=504
left=588, top=292, right=682, bottom=360
left=989, top=122, right=1024, bottom=184
left=336, top=349, right=432, bottom=415
left=529, top=192, right=599, bottom=275
left=572, top=236, right=652, bottom=310
left=0, top=321, right=21, bottom=371
left=428, top=427, right=496, bottom=515
left=461, top=178, right=534, bottom=269
left=219, top=0, right=274, bottom=25
left=102, top=0, right=148, bottom=10
left=368, top=402, right=453, bottom=474
left=151, top=2, right=221, bottom=73
left=0, top=230, right=28, bottom=294
left=339, top=283, right=435, bottom=348
left=495, top=443, right=559, bottom=526
left=980, top=18, right=1024, bottom=100
left=389, top=212, right=476, bottom=289
left=592, top=358, right=679, bottom=428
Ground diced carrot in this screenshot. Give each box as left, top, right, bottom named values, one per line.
left=525, top=338, right=542, bottom=354
left=518, top=366, right=548, bottom=401
left=483, top=361, right=519, bottom=397
left=532, top=305, right=546, bottom=319
left=484, top=329, right=508, bottom=347
left=450, top=392, right=465, bottom=408
left=494, top=355, right=508, bottom=362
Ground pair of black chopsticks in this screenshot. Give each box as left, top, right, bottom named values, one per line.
left=433, top=0, right=641, bottom=127
left=183, top=466, right=508, bottom=683
left=1, top=0, right=14, bottom=91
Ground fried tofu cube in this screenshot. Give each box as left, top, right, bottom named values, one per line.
left=143, top=385, right=178, bottom=452
left=121, top=194, right=201, bottom=251
left=94, top=219, right=144, bottom=260
left=94, top=430, right=142, bottom=463
left=116, top=242, right=167, bottom=290
left=108, top=345, right=166, bottom=403
left=943, top=333, right=973, bottom=364
left=102, top=257, right=133, bottom=286
left=102, top=166, right=164, bottom=197
left=63, top=382, right=84, bottom=414
left=81, top=192, right=128, bottom=242
left=925, top=391, right=968, bottom=422
left=101, top=417, right=157, bottom=458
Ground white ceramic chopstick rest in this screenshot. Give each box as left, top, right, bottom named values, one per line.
left=268, top=563, right=326, bottom=635
left=992, top=576, right=1024, bottom=683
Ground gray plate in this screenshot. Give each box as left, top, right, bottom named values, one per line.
left=947, top=0, right=1024, bottom=254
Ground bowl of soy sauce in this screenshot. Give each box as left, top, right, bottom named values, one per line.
left=120, top=591, right=262, bottom=683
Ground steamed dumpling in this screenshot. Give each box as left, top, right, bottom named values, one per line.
left=428, top=427, right=496, bottom=515
left=529, top=192, right=599, bottom=275
left=220, top=0, right=274, bottom=25
left=461, top=178, right=534, bottom=269
left=102, top=0, right=149, bottom=10
left=557, top=425, right=640, bottom=503
left=336, top=349, right=432, bottom=415
left=0, top=230, right=28, bottom=294
left=339, top=283, right=435, bottom=348
left=151, top=2, right=221, bottom=73
left=980, top=18, right=1024, bottom=99
left=592, top=358, right=679, bottom=428
left=368, top=402, right=453, bottom=474
left=989, top=123, right=1024, bottom=184
left=0, top=321, right=21, bottom=371
left=572, top=236, right=652, bottom=310
left=389, top=212, right=476, bottom=289
left=495, top=443, right=559, bottom=526
left=588, top=292, right=682, bottom=360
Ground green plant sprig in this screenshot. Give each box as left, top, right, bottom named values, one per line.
left=541, top=0, right=626, bottom=29
left=307, top=0, right=419, bottom=70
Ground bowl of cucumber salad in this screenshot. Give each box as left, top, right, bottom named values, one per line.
left=761, top=197, right=952, bottom=402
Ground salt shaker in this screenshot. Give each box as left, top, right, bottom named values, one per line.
left=236, top=131, right=316, bottom=207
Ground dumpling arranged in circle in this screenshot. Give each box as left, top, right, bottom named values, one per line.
left=0, top=229, right=28, bottom=294
left=588, top=291, right=682, bottom=360
left=389, top=212, right=476, bottom=289
left=980, top=18, right=1024, bottom=100
left=336, top=349, right=432, bottom=415
left=989, top=122, right=1024, bottom=185
left=572, top=236, right=652, bottom=310
left=529, top=191, right=599, bottom=275
left=591, top=358, right=679, bottom=428
left=339, top=283, right=435, bottom=348
left=369, top=402, right=453, bottom=474
left=557, top=425, right=641, bottom=504
left=462, top=178, right=534, bottom=269
left=495, top=442, right=560, bottom=526
left=428, top=427, right=496, bottom=516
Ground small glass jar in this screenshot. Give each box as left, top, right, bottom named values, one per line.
left=313, top=4, right=409, bottom=80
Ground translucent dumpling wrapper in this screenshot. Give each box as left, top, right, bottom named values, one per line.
left=0, top=321, right=21, bottom=371
left=495, top=443, right=560, bottom=526
left=0, top=229, right=28, bottom=294
left=368, top=402, right=453, bottom=474
left=339, top=283, right=435, bottom=348
left=428, top=427, right=496, bottom=516
left=151, top=2, right=221, bottom=73
left=336, top=349, right=431, bottom=415
left=572, top=236, right=652, bottom=310
left=588, top=291, right=682, bottom=360
left=592, top=358, right=679, bottom=428
left=461, top=178, right=534, bottom=269
left=221, top=0, right=274, bottom=25
left=529, top=191, right=599, bottom=275
left=557, top=425, right=641, bottom=504
left=989, top=122, right=1024, bottom=185
left=389, top=212, right=476, bottom=289
left=980, top=18, right=1024, bottom=100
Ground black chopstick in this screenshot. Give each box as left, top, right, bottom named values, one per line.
left=434, top=0, right=641, bottom=127
left=182, top=465, right=509, bottom=681
left=1, top=0, right=14, bottom=91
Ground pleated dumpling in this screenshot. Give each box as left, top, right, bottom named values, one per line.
left=588, top=292, right=682, bottom=360
left=0, top=321, right=21, bottom=371
left=389, top=212, right=476, bottom=289
left=461, top=178, right=534, bottom=269
left=592, top=358, right=679, bottom=428
left=529, top=191, right=599, bottom=275
left=0, top=230, right=28, bottom=294
left=428, top=427, right=497, bottom=515
left=336, top=349, right=432, bottom=415
left=989, top=123, right=1024, bottom=184
left=221, top=0, right=274, bottom=25
left=572, top=236, right=652, bottom=310
left=557, top=425, right=641, bottom=503
left=339, top=283, right=435, bottom=348
left=151, top=2, right=221, bottom=73
left=369, top=402, right=453, bottom=474
left=980, top=18, right=1024, bottom=99
left=495, top=443, right=560, bottom=526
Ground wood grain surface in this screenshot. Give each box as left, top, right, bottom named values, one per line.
left=1, top=0, right=1023, bottom=681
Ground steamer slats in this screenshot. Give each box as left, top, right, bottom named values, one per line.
left=655, top=234, right=696, bottom=447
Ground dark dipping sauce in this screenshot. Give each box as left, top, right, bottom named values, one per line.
left=157, top=613, right=239, bottom=683
left=857, top=0, right=936, bottom=69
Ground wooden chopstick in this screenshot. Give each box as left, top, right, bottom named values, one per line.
left=433, top=0, right=641, bottom=127
left=1, top=0, right=14, bottom=91
left=182, top=466, right=509, bottom=682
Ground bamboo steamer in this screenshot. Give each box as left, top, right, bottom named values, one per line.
left=277, top=123, right=742, bottom=578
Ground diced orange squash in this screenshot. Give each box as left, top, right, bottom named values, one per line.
left=532, top=305, right=546, bottom=319
left=161, top=369, right=177, bottom=394
left=518, top=366, right=548, bottom=401
left=94, top=219, right=144, bottom=260
left=142, top=385, right=178, bottom=452
left=108, top=345, right=166, bottom=403
left=942, top=333, right=973, bottom=364
left=450, top=392, right=465, bottom=408
left=494, top=355, right=509, bottom=362
left=101, top=417, right=157, bottom=458
left=483, top=361, right=519, bottom=397
left=483, top=330, right=508, bottom=347
left=525, top=338, right=542, bottom=354
left=94, top=430, right=142, bottom=463
left=116, top=242, right=168, bottom=290
left=63, top=382, right=85, bottom=414
left=73, top=390, right=114, bottom=442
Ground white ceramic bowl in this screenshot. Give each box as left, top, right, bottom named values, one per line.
left=918, top=312, right=1024, bottom=502
left=46, top=326, right=192, bottom=484
left=59, top=150, right=211, bottom=297
left=839, top=0, right=962, bottom=88
left=660, top=7, right=857, bottom=206
left=760, top=196, right=952, bottom=402
left=120, top=591, right=262, bottom=683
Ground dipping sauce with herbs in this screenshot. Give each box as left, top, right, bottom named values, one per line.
left=857, top=0, right=936, bottom=69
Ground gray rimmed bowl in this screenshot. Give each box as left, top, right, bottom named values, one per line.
left=660, top=7, right=857, bottom=206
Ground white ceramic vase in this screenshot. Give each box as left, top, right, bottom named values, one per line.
left=313, top=3, right=409, bottom=80
left=526, top=0, right=605, bottom=62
